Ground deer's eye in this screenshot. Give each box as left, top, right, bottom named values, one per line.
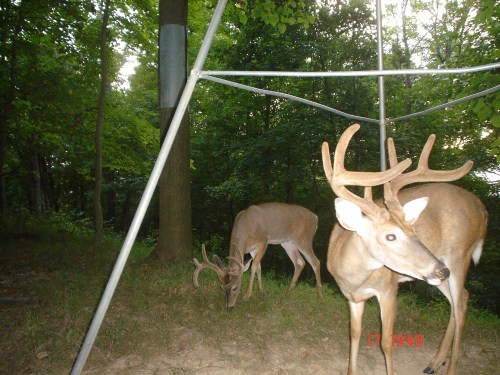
left=386, top=234, right=397, bottom=241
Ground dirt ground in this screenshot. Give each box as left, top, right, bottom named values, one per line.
left=82, top=325, right=497, bottom=375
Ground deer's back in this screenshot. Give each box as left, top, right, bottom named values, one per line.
left=398, top=183, right=487, bottom=263
left=231, top=203, right=318, bottom=247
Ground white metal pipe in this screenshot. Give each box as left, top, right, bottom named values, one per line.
left=200, top=74, right=379, bottom=124
left=201, top=62, right=500, bottom=77
left=376, top=0, right=387, bottom=171
left=202, top=74, right=499, bottom=125
left=69, top=0, right=229, bottom=374
left=388, top=85, right=500, bottom=123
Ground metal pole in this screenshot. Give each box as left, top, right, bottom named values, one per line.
left=201, top=74, right=380, bottom=124
left=201, top=62, right=500, bottom=77
left=388, top=85, right=500, bottom=123
left=70, top=0, right=229, bottom=374
left=376, top=0, right=386, bottom=171
left=202, top=76, right=500, bottom=126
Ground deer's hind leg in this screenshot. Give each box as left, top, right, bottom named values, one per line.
left=424, top=276, right=469, bottom=375
left=295, top=238, right=323, bottom=298
left=445, top=272, right=469, bottom=375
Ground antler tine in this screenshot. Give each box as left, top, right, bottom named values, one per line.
left=322, top=124, right=411, bottom=219
left=322, top=141, right=334, bottom=182
left=387, top=137, right=398, bottom=168
left=192, top=244, right=226, bottom=288
left=388, top=134, right=474, bottom=199
left=364, top=186, right=373, bottom=201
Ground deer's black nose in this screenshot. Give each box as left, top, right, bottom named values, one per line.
left=436, top=264, right=450, bottom=281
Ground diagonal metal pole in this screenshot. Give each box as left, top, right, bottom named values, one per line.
left=376, top=0, right=387, bottom=171
left=70, top=0, right=229, bottom=374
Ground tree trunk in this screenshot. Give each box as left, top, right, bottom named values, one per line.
left=93, top=0, right=111, bottom=251
left=120, top=190, right=131, bottom=233
left=151, top=0, right=192, bottom=263
left=401, top=0, right=413, bottom=120
left=26, top=150, right=42, bottom=215
left=0, top=1, right=25, bottom=217
left=262, top=95, right=272, bottom=200
left=106, top=171, right=116, bottom=228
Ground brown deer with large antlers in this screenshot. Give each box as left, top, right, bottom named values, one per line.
left=193, top=202, right=323, bottom=309
left=322, top=124, right=487, bottom=375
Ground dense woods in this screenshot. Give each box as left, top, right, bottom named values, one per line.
left=0, top=0, right=498, bottom=312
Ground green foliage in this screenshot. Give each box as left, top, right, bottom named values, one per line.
left=229, top=0, right=316, bottom=34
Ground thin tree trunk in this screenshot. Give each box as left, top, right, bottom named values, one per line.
left=401, top=0, right=413, bottom=122
left=262, top=95, right=272, bottom=200
left=93, top=0, right=111, bottom=251
left=0, top=1, right=25, bottom=217
left=106, top=171, right=116, bottom=227
left=32, top=152, right=41, bottom=215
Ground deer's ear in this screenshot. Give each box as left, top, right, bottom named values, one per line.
left=214, top=255, right=225, bottom=270
left=403, top=197, right=429, bottom=224
left=243, top=258, right=252, bottom=272
left=335, top=198, right=364, bottom=232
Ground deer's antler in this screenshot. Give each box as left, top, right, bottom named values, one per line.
left=385, top=135, right=473, bottom=204
left=192, top=244, right=227, bottom=288
left=322, top=124, right=412, bottom=220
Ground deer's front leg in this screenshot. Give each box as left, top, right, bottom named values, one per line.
left=244, top=243, right=267, bottom=300
left=348, top=300, right=365, bottom=375
left=281, top=241, right=305, bottom=290
left=378, top=289, right=397, bottom=375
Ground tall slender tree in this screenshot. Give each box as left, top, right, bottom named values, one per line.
left=94, top=0, right=111, bottom=251
left=0, top=0, right=25, bottom=217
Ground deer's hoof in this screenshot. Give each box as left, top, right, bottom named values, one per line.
left=423, top=367, right=435, bottom=374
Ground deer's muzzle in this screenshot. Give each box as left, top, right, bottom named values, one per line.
left=435, top=264, right=450, bottom=281
left=423, top=263, right=450, bottom=285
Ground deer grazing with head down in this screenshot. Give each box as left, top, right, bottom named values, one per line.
left=322, top=124, right=487, bottom=375
left=192, top=202, right=323, bottom=309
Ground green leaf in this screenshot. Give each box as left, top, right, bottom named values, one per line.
left=478, top=106, right=493, bottom=121
left=268, top=13, right=279, bottom=27
left=473, top=98, right=485, bottom=112
left=491, top=114, right=500, bottom=128
left=239, top=12, right=248, bottom=25
left=490, top=138, right=500, bottom=148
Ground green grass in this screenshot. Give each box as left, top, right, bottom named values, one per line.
left=0, top=218, right=498, bottom=374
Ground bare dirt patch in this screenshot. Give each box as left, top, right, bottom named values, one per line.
left=80, top=287, right=498, bottom=375
left=83, top=324, right=496, bottom=375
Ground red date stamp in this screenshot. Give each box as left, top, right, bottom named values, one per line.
left=367, top=333, right=423, bottom=347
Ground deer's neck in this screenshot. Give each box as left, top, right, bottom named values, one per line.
left=329, top=225, right=387, bottom=301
